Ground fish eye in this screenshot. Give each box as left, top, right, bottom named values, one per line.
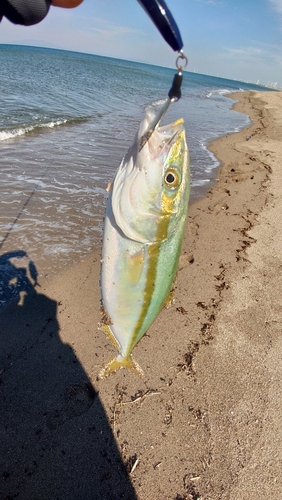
left=164, top=168, right=180, bottom=189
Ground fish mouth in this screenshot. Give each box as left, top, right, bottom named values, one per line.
left=147, top=118, right=185, bottom=159
left=157, top=118, right=184, bottom=139
left=138, top=99, right=185, bottom=153
left=138, top=103, right=184, bottom=158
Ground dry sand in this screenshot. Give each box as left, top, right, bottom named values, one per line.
left=1, top=89, right=282, bottom=499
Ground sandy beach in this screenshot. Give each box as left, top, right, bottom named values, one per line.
left=1, top=89, right=282, bottom=499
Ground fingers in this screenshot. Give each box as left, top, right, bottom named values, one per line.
left=51, top=0, right=84, bottom=7
left=1, top=0, right=50, bottom=25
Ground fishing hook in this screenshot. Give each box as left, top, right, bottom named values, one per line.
left=139, top=51, right=188, bottom=151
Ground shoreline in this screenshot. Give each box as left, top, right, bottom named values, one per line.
left=0, top=87, right=254, bottom=291
left=1, top=89, right=282, bottom=498
left=20, top=89, right=256, bottom=291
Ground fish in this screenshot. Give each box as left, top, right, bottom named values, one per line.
left=99, top=104, right=190, bottom=378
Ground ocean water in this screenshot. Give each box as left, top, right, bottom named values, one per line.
left=0, top=44, right=269, bottom=295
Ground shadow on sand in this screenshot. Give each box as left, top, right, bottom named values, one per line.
left=0, top=252, right=137, bottom=500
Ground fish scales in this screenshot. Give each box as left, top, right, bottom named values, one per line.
left=99, top=105, right=190, bottom=378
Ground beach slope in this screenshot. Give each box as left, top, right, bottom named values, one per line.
left=1, top=89, right=282, bottom=499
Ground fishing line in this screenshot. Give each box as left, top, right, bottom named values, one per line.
left=139, top=51, right=188, bottom=151
left=0, top=162, right=51, bottom=251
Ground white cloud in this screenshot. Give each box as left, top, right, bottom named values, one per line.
left=224, top=39, right=282, bottom=63
left=224, top=46, right=266, bottom=60
left=269, top=0, right=282, bottom=16
left=90, top=19, right=138, bottom=38
left=196, top=0, right=225, bottom=4
left=202, top=41, right=282, bottom=85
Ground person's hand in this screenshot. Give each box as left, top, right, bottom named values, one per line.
left=51, top=0, right=83, bottom=7
left=0, top=0, right=84, bottom=26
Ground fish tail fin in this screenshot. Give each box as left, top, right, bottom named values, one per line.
left=98, top=354, right=144, bottom=380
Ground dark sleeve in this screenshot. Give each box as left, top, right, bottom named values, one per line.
left=0, top=0, right=51, bottom=26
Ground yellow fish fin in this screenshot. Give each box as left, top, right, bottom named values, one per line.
left=99, top=322, right=120, bottom=350
left=98, top=355, right=144, bottom=379
left=163, top=279, right=176, bottom=309
left=163, top=289, right=174, bottom=308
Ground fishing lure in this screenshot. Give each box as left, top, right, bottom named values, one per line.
left=138, top=0, right=184, bottom=52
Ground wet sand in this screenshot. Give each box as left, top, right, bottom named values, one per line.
left=1, top=89, right=282, bottom=499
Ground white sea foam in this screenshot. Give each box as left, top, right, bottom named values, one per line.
left=0, top=46, right=266, bottom=288
left=206, top=88, right=236, bottom=98
left=150, top=98, right=167, bottom=107
left=0, top=128, right=28, bottom=140
left=0, top=119, right=68, bottom=142
left=191, top=178, right=211, bottom=187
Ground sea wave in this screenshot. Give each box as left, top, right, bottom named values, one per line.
left=206, top=88, right=236, bottom=98
left=0, top=117, right=88, bottom=141
left=150, top=98, right=167, bottom=107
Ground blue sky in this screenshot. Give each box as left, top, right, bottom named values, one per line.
left=1, top=0, right=282, bottom=86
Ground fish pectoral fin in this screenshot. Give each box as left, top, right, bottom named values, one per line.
left=97, top=354, right=144, bottom=379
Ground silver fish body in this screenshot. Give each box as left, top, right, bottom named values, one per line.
left=99, top=105, right=190, bottom=378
